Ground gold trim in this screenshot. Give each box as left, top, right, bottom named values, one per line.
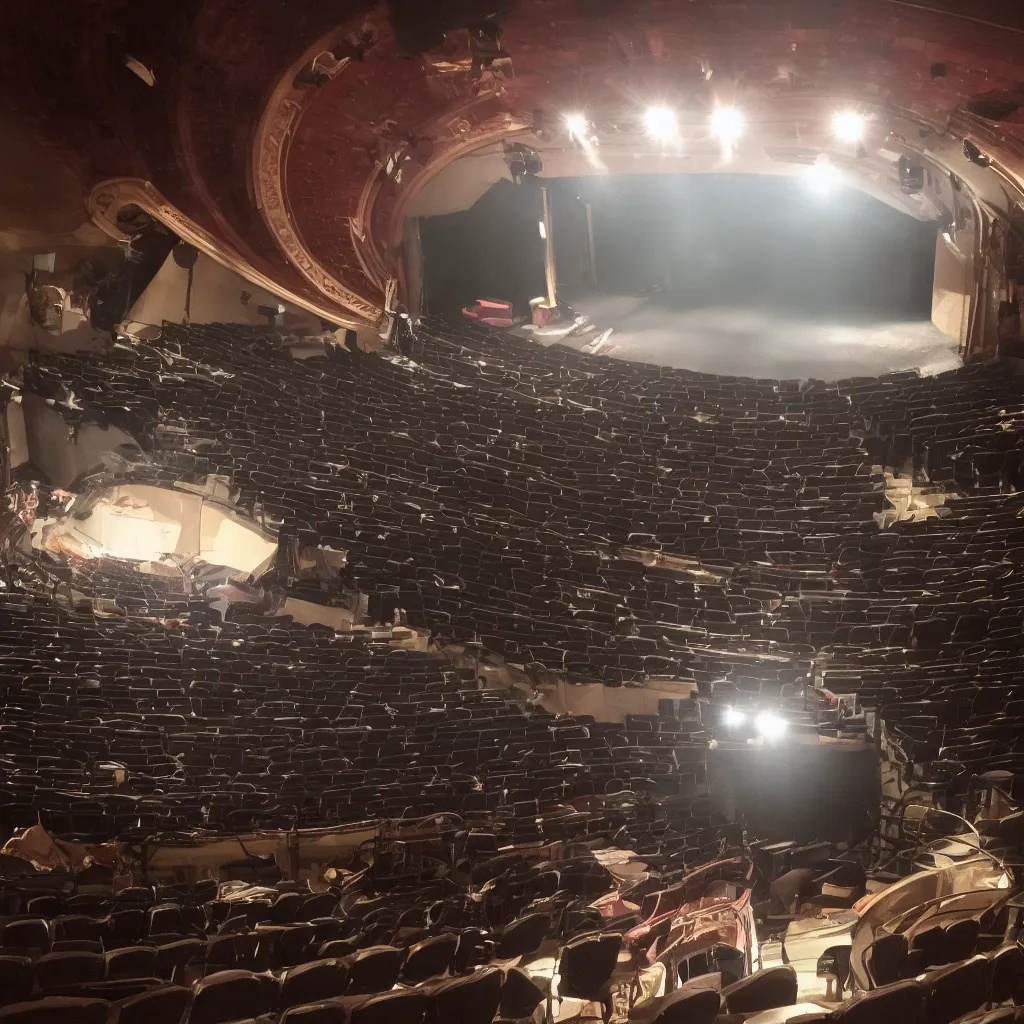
left=87, top=177, right=367, bottom=328
left=387, top=116, right=531, bottom=246
left=252, top=22, right=388, bottom=324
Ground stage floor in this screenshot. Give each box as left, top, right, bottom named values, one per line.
left=529, top=294, right=961, bottom=381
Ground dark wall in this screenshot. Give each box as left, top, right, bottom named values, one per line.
left=556, top=174, right=937, bottom=319
left=421, top=172, right=937, bottom=321
left=420, top=178, right=547, bottom=316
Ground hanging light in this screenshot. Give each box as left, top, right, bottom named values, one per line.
left=711, top=106, right=744, bottom=144
left=644, top=106, right=677, bottom=141
left=832, top=110, right=866, bottom=143
left=756, top=712, right=788, bottom=742
left=564, top=113, right=588, bottom=139
left=806, top=154, right=842, bottom=194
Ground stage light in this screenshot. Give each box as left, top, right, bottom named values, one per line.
left=711, top=106, right=744, bottom=144
left=724, top=707, right=746, bottom=727
left=565, top=113, right=588, bottom=138
left=756, top=712, right=787, bottom=741
left=806, top=155, right=841, bottom=194
left=644, top=106, right=677, bottom=141
left=833, top=110, right=865, bottom=143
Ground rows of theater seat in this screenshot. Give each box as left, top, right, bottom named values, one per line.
left=0, top=856, right=682, bottom=1024
left=16, top=322, right=1023, bottom=680
left=1, top=860, right=1022, bottom=1024
left=0, top=874, right=563, bottom=1024
left=0, top=613, right=717, bottom=840
left=5, top=318, right=1024, bottom=835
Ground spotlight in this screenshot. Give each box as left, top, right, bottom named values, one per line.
left=833, top=110, right=865, bottom=143
left=756, top=712, right=787, bottom=742
left=644, top=106, right=677, bottom=141
left=710, top=106, right=744, bottom=144
left=565, top=112, right=588, bottom=139
left=806, top=154, right=841, bottom=194
left=724, top=707, right=746, bottom=727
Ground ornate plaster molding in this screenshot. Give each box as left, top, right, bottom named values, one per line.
left=387, top=115, right=531, bottom=247
left=87, top=177, right=366, bottom=328
left=252, top=22, right=387, bottom=325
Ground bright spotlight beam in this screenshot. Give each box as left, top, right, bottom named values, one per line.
left=756, top=712, right=787, bottom=742
left=806, top=154, right=841, bottom=194
left=644, top=106, right=677, bottom=141
left=833, top=110, right=865, bottom=143
left=565, top=113, right=588, bottom=139
left=724, top=707, right=746, bottom=727
left=710, top=106, right=744, bottom=144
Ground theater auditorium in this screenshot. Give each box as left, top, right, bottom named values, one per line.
left=0, top=2, right=1023, bottom=1023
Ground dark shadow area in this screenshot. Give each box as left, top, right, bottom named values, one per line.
left=420, top=178, right=546, bottom=317
left=420, top=173, right=938, bottom=324
left=709, top=744, right=880, bottom=845
left=555, top=174, right=937, bottom=320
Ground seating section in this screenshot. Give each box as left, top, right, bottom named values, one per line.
left=0, top=318, right=1023, bottom=1020
left=0, top=877, right=1018, bottom=1023
left=0, top=319, right=1022, bottom=840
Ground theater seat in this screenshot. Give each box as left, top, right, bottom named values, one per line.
left=627, top=986, right=721, bottom=1024
left=830, top=979, right=926, bottom=1024
left=722, top=966, right=798, bottom=1014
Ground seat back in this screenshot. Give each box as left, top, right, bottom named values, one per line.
left=0, top=956, right=33, bottom=1007
left=495, top=913, right=549, bottom=960
left=280, top=959, right=349, bottom=1009
left=187, top=969, right=278, bottom=1024
left=940, top=919, right=980, bottom=964
left=909, top=925, right=944, bottom=969
left=318, top=940, right=358, bottom=959
left=0, top=997, right=109, bottom=1024
left=346, top=990, right=430, bottom=1024
left=648, top=988, right=721, bottom=1024
left=114, top=985, right=190, bottom=1024
left=431, top=965, right=502, bottom=1024
left=499, top=967, right=546, bottom=1021
left=558, top=932, right=623, bottom=1000
left=722, top=964, right=798, bottom=1014
left=156, top=938, right=207, bottom=981
left=35, top=951, right=105, bottom=990
left=105, top=946, right=158, bottom=979
left=2, top=919, right=50, bottom=956
left=866, top=933, right=908, bottom=988
left=401, top=933, right=458, bottom=984
left=342, top=946, right=405, bottom=996
left=924, top=955, right=990, bottom=1024
left=831, top=979, right=926, bottom=1024
left=988, top=944, right=1024, bottom=1005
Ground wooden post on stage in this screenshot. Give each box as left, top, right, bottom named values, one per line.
left=585, top=201, right=597, bottom=287
left=541, top=186, right=557, bottom=308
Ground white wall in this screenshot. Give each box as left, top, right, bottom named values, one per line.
left=931, top=232, right=972, bottom=346
left=542, top=679, right=697, bottom=722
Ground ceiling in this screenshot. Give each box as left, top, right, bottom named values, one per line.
left=5, top=0, right=1024, bottom=326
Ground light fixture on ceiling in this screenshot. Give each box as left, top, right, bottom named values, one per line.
left=833, top=110, right=866, bottom=143
left=710, top=106, right=744, bottom=144
left=565, top=113, right=588, bottom=139
left=756, top=712, right=787, bottom=742
left=644, top=106, right=677, bottom=141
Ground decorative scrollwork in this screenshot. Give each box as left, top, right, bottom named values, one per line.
left=86, top=177, right=368, bottom=328
left=252, top=22, right=387, bottom=325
